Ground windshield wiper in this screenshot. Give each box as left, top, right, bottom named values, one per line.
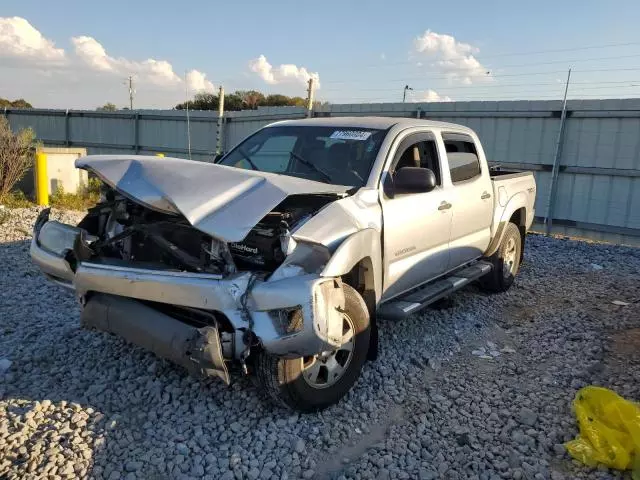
left=237, top=146, right=259, bottom=171
left=289, top=151, right=332, bottom=183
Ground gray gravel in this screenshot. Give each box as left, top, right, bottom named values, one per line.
left=1, top=206, right=639, bottom=479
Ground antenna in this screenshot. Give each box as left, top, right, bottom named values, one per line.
left=184, top=72, right=192, bottom=160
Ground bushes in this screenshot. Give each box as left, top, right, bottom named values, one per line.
left=0, top=117, right=37, bottom=202
left=49, top=178, right=101, bottom=210
left=0, top=190, right=33, bottom=208
left=1, top=178, right=101, bottom=211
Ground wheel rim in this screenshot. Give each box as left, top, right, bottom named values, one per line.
left=503, top=237, right=518, bottom=278
left=301, top=313, right=355, bottom=389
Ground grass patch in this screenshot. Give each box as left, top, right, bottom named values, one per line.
left=0, top=208, right=10, bottom=225
left=50, top=179, right=101, bottom=210
left=0, top=190, right=34, bottom=208
left=0, top=178, right=101, bottom=211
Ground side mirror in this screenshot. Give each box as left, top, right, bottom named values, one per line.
left=393, top=167, right=437, bottom=194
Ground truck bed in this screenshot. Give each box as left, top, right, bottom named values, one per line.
left=489, top=166, right=532, bottom=180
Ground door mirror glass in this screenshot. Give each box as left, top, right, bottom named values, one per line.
left=393, top=167, right=437, bottom=194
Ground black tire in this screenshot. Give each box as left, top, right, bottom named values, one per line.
left=254, top=284, right=370, bottom=412
left=480, top=222, right=522, bottom=293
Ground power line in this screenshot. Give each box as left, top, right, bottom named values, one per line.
left=322, top=79, right=640, bottom=94
left=319, top=41, right=640, bottom=70
left=329, top=86, right=640, bottom=103
left=320, top=66, right=640, bottom=86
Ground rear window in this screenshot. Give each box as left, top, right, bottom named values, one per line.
left=443, top=133, right=481, bottom=183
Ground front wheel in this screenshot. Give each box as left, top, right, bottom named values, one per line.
left=480, top=222, right=522, bottom=292
left=254, top=284, right=370, bottom=412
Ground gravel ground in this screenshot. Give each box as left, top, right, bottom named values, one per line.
left=1, top=206, right=639, bottom=480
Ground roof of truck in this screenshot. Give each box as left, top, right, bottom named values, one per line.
left=269, top=116, right=474, bottom=132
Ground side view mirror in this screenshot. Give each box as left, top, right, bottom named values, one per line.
left=392, top=167, right=437, bottom=194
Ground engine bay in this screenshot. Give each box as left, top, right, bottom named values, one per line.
left=77, top=184, right=337, bottom=275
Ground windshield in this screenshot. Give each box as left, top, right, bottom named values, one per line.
left=217, top=125, right=387, bottom=186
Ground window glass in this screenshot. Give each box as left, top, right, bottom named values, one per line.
left=443, top=134, right=481, bottom=183
left=392, top=139, right=441, bottom=185
left=245, top=136, right=297, bottom=172
left=219, top=126, right=387, bottom=186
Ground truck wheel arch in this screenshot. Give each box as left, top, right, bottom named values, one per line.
left=320, top=228, right=382, bottom=360
left=485, top=193, right=529, bottom=258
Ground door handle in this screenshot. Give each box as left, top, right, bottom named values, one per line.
left=481, top=191, right=491, bottom=200
left=438, top=201, right=452, bottom=211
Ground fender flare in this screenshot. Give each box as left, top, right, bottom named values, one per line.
left=320, top=228, right=382, bottom=304
left=485, top=192, right=528, bottom=257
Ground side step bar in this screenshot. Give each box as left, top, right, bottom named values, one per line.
left=377, top=261, right=492, bottom=320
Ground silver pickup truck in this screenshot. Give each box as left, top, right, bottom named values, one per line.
left=31, top=117, right=536, bottom=411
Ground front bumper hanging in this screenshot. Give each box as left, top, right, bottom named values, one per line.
left=30, top=210, right=347, bottom=372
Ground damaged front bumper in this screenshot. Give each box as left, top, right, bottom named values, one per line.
left=30, top=210, right=346, bottom=381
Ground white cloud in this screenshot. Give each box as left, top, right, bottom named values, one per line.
left=380, top=53, right=386, bottom=61
left=186, top=69, right=215, bottom=92
left=72, top=35, right=182, bottom=86
left=249, top=54, right=320, bottom=88
left=413, top=30, right=490, bottom=84
left=417, top=89, right=452, bottom=102
left=0, top=17, right=65, bottom=63
left=71, top=36, right=111, bottom=71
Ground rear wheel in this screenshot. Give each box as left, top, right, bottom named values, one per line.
left=254, top=284, right=370, bottom=412
left=480, top=222, right=522, bottom=292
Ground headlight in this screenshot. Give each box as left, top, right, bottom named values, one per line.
left=37, top=221, right=82, bottom=256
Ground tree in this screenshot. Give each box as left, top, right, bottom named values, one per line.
left=0, top=117, right=38, bottom=201
left=175, top=90, right=309, bottom=111
left=0, top=98, right=33, bottom=109
left=97, top=103, right=117, bottom=112
left=289, top=96, right=307, bottom=107
left=264, top=94, right=292, bottom=107
left=238, top=90, right=265, bottom=110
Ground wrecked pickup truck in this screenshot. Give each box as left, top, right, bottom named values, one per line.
left=31, top=117, right=536, bottom=411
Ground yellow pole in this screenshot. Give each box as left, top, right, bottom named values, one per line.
left=35, top=152, right=49, bottom=206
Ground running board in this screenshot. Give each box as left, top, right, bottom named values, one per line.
left=377, top=261, right=492, bottom=320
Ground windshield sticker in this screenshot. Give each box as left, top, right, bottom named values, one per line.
left=329, top=130, right=372, bottom=141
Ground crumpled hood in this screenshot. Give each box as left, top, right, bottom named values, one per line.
left=76, top=155, right=349, bottom=242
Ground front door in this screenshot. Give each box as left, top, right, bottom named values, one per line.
left=381, top=133, right=452, bottom=301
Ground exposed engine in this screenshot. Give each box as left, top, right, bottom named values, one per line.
left=78, top=185, right=335, bottom=275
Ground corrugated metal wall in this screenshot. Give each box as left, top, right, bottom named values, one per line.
left=4, top=99, right=640, bottom=245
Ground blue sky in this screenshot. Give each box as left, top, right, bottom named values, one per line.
left=3, top=0, right=640, bottom=108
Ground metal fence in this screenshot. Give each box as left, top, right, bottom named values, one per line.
left=4, top=99, right=640, bottom=245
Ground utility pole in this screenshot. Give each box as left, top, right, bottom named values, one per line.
left=544, top=67, right=572, bottom=234
left=126, top=75, right=135, bottom=110
left=184, top=72, right=192, bottom=159
left=306, top=78, right=315, bottom=117
left=403, top=84, right=413, bottom=103
left=215, top=86, right=225, bottom=157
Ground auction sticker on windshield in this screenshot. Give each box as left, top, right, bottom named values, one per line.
left=329, top=130, right=372, bottom=141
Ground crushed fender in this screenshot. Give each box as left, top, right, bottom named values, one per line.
left=565, top=386, right=640, bottom=476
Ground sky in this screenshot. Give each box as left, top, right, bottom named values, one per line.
left=2, top=0, right=640, bottom=109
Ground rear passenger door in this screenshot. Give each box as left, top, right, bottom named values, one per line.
left=442, top=133, right=493, bottom=269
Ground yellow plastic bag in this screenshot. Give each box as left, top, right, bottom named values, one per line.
left=566, top=386, right=640, bottom=474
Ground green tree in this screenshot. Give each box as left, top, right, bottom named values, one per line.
left=289, top=96, right=307, bottom=107
left=264, top=94, right=292, bottom=107
left=0, top=98, right=33, bottom=109
left=97, top=102, right=117, bottom=112
left=237, top=90, right=266, bottom=110
left=176, top=90, right=309, bottom=111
